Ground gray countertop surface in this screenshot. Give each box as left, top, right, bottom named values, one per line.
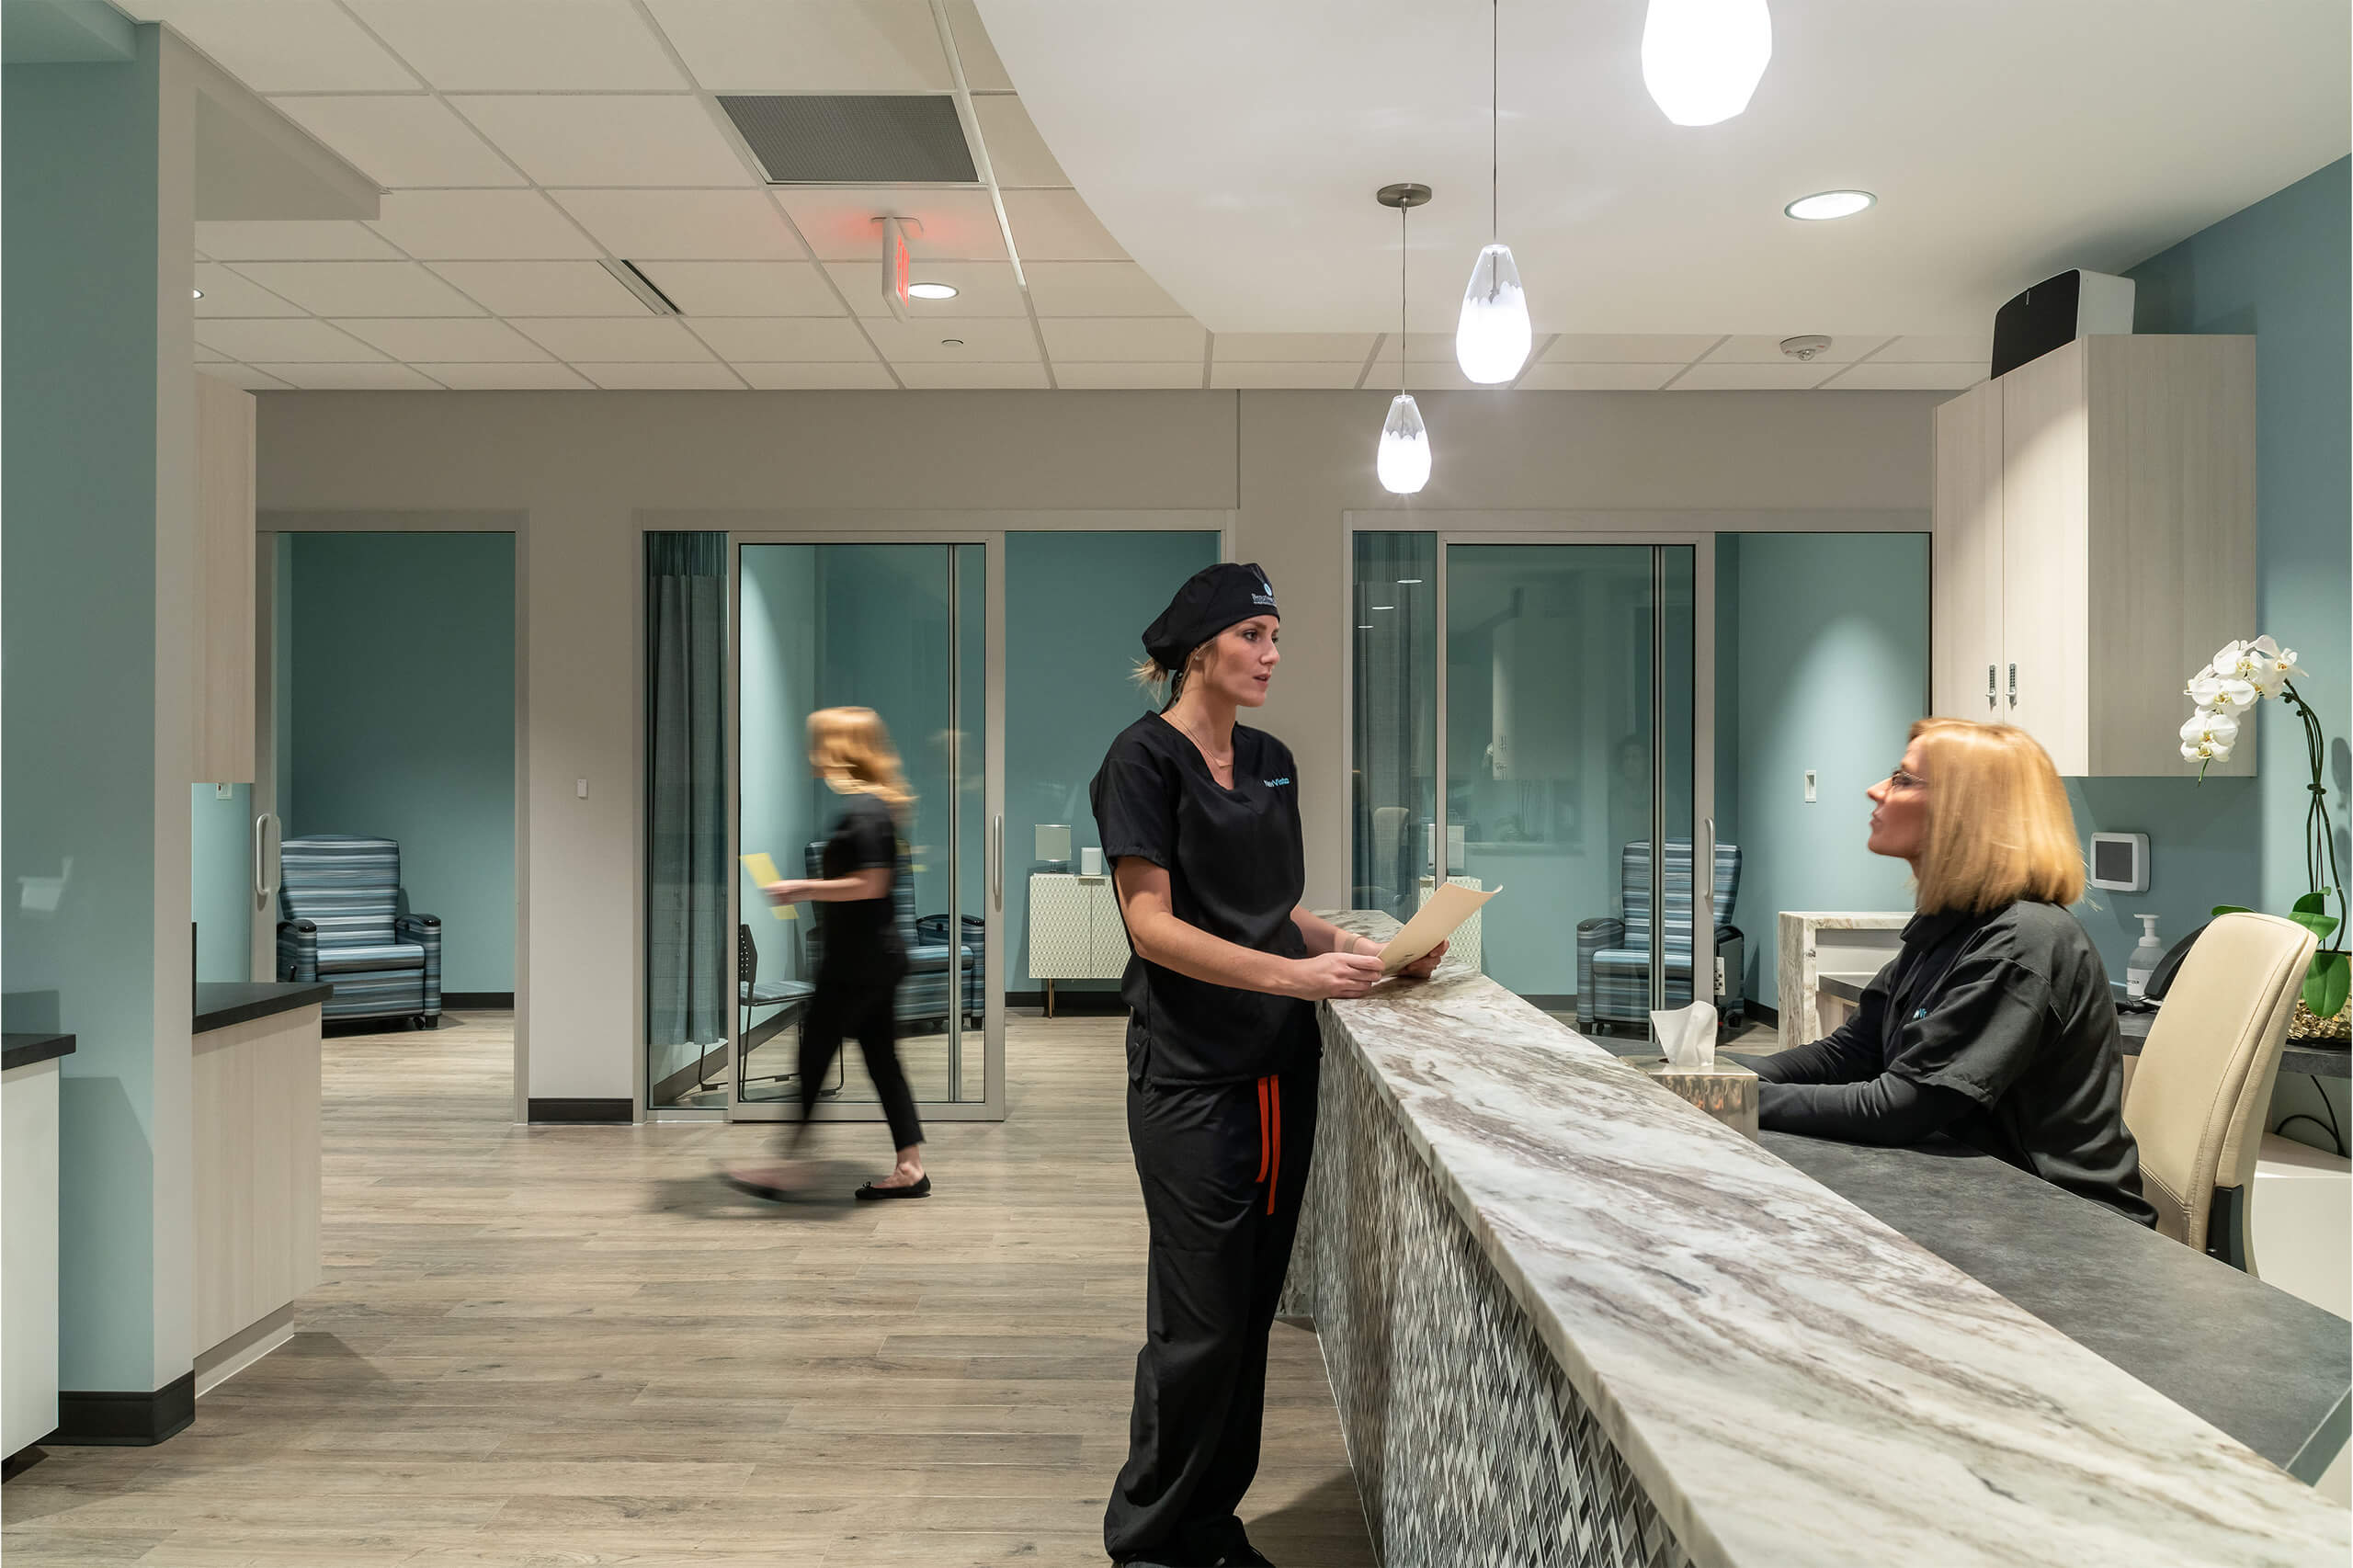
left=1323, top=911, right=2347, bottom=1567
left=194, top=981, right=333, bottom=1035
left=2, top=1032, right=74, bottom=1072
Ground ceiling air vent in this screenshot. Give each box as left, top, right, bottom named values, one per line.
left=720, top=95, right=977, bottom=185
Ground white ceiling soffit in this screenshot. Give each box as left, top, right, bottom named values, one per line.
left=976, top=0, right=2351, bottom=336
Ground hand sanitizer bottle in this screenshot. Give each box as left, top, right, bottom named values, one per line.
left=2127, top=914, right=2164, bottom=1000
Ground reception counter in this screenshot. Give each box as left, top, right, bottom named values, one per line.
left=1284, top=915, right=2349, bottom=1567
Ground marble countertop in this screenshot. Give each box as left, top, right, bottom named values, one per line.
left=1322, top=911, right=2348, bottom=1568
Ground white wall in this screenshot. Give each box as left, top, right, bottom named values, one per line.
left=257, top=387, right=1938, bottom=1106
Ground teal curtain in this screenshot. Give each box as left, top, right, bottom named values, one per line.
left=645, top=532, right=728, bottom=1084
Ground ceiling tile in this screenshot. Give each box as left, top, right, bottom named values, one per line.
left=642, top=0, right=951, bottom=91
left=1362, top=333, right=1465, bottom=366
left=1669, top=361, right=1840, bottom=390
left=1816, top=361, right=1986, bottom=392
left=329, top=318, right=553, bottom=363
left=772, top=187, right=1005, bottom=262
left=194, top=221, right=401, bottom=261
left=734, top=362, right=901, bottom=390
left=550, top=189, right=806, bottom=260
left=1052, top=363, right=1206, bottom=389
left=194, top=264, right=304, bottom=318
left=228, top=261, right=483, bottom=317
left=368, top=191, right=600, bottom=261
left=1516, top=362, right=1684, bottom=391
left=267, top=96, right=523, bottom=188
left=1542, top=334, right=1723, bottom=364
left=199, top=364, right=293, bottom=392
left=415, top=363, right=595, bottom=390
left=685, top=317, right=878, bottom=361
left=973, top=97, right=1068, bottom=187
left=1040, top=318, right=1204, bottom=361
left=1702, top=335, right=1876, bottom=365
left=1210, top=362, right=1365, bottom=389
left=862, top=316, right=1037, bottom=361
left=1001, top=189, right=1126, bottom=261
left=426, top=261, right=651, bottom=316
left=194, top=344, right=233, bottom=363
left=123, top=2, right=418, bottom=90
left=579, top=362, right=747, bottom=390
left=250, top=362, right=443, bottom=391
left=634, top=262, right=842, bottom=316
left=1024, top=261, right=1186, bottom=318
left=824, top=260, right=1026, bottom=318
left=1871, top=335, right=1994, bottom=365
left=941, top=0, right=1014, bottom=91
left=1214, top=333, right=1377, bottom=362
left=451, top=97, right=754, bottom=187
left=195, top=318, right=386, bottom=363
left=347, top=0, right=686, bottom=91
left=513, top=318, right=715, bottom=362
left=1360, top=360, right=1491, bottom=392
left=896, top=362, right=1051, bottom=390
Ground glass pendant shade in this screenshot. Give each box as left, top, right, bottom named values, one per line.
left=1455, top=243, right=1532, bottom=383
left=1641, top=0, right=1772, bottom=127
left=1376, top=393, right=1431, bottom=494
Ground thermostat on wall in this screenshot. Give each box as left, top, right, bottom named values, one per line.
left=2089, top=832, right=2150, bottom=893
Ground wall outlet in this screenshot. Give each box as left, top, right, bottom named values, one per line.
left=214, top=782, right=233, bottom=800
left=575, top=778, right=589, bottom=799
left=1803, top=770, right=1817, bottom=803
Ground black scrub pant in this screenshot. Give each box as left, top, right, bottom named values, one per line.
left=796, top=969, right=924, bottom=1152
left=1105, top=1060, right=1318, bottom=1565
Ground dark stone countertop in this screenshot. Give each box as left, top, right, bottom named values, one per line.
left=194, top=981, right=333, bottom=1035
left=2, top=1032, right=75, bottom=1072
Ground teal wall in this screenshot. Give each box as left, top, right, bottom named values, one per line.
left=738, top=544, right=820, bottom=1002
left=287, top=533, right=516, bottom=993
left=190, top=784, right=252, bottom=982
left=1722, top=533, right=1932, bottom=1012
left=2, top=36, right=174, bottom=1391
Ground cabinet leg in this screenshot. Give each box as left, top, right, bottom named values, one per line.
left=1045, top=980, right=1055, bottom=1019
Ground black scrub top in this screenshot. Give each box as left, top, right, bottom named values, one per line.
left=1088, top=713, right=1315, bottom=1085
left=814, top=791, right=905, bottom=988
left=1758, top=900, right=2156, bottom=1224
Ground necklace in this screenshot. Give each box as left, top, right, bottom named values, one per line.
left=1165, top=708, right=1233, bottom=776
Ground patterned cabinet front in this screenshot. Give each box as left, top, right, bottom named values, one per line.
left=1416, top=876, right=1484, bottom=972
left=1029, top=873, right=1099, bottom=981
left=1087, top=877, right=1131, bottom=975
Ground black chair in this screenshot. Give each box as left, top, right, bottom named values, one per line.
left=734, top=921, right=825, bottom=1099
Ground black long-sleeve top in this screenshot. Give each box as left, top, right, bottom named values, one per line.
left=1753, top=901, right=2157, bottom=1226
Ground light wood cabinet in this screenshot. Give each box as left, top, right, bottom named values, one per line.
left=1931, top=335, right=2256, bottom=777
left=192, top=1004, right=321, bottom=1368
left=193, top=371, right=256, bottom=783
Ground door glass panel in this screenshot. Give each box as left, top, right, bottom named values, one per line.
left=1351, top=531, right=1438, bottom=921
left=644, top=530, right=729, bottom=1108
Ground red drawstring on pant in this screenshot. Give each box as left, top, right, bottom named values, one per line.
left=1256, top=1074, right=1282, bottom=1215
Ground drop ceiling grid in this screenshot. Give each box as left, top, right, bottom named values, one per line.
left=162, top=0, right=1995, bottom=393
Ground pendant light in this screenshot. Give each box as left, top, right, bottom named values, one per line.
left=1642, top=0, right=1772, bottom=127
left=1375, top=182, right=1432, bottom=496
left=1456, top=0, right=1530, bottom=384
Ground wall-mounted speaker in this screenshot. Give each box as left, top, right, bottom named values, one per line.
left=1990, top=269, right=2137, bottom=379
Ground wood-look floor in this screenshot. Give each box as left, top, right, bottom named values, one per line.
left=3, top=1012, right=1376, bottom=1567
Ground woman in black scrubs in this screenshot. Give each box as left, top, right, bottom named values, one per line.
left=729, top=706, right=930, bottom=1202
left=1749, top=717, right=2154, bottom=1224
left=1091, top=563, right=1443, bottom=1568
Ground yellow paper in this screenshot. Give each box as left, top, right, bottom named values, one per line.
left=740, top=852, right=794, bottom=920
left=1380, top=882, right=1501, bottom=976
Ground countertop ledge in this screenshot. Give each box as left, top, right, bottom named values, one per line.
left=1320, top=911, right=2348, bottom=1568
left=195, top=982, right=332, bottom=1035
left=2, top=1032, right=75, bottom=1072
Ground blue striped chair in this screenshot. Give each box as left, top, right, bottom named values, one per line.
left=803, top=841, right=982, bottom=1031
left=1575, top=841, right=1744, bottom=1031
left=277, top=835, right=441, bottom=1028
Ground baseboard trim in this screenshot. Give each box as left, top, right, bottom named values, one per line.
left=649, top=1041, right=730, bottom=1108
left=441, top=993, right=514, bottom=1009
left=1005, top=989, right=1127, bottom=1015
left=52, top=1371, right=196, bottom=1446
left=195, top=1304, right=295, bottom=1396
left=1750, top=1001, right=1779, bottom=1028
left=528, top=1096, right=632, bottom=1124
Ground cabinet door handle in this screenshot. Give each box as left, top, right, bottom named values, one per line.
left=2007, top=663, right=2018, bottom=709
left=991, top=813, right=1003, bottom=909
left=1985, top=664, right=1996, bottom=710
left=253, top=812, right=279, bottom=899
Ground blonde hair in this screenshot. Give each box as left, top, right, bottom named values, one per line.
left=1908, top=718, right=2084, bottom=914
left=805, top=707, right=914, bottom=818
left=1130, top=642, right=1213, bottom=710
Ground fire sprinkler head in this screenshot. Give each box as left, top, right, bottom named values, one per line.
left=1780, top=335, right=1833, bottom=361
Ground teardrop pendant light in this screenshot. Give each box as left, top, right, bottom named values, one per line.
left=1375, top=183, right=1432, bottom=496
left=1642, top=0, right=1772, bottom=127
left=1456, top=0, right=1530, bottom=384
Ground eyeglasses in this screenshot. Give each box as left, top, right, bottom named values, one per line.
left=1884, top=766, right=1927, bottom=791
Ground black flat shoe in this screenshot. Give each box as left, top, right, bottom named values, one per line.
left=855, top=1174, right=931, bottom=1199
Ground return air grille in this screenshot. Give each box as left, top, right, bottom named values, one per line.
left=720, top=94, right=977, bottom=184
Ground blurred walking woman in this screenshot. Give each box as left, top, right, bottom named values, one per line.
left=741, top=707, right=929, bottom=1200
left=1090, top=564, right=1441, bottom=1568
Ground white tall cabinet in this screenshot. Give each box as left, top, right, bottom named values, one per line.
left=1932, top=335, right=2256, bottom=777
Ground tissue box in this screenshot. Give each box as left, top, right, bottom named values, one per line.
left=1641, top=1062, right=1759, bottom=1141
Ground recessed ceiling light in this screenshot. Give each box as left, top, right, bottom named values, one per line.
left=191, top=288, right=204, bottom=299
left=907, top=282, right=958, bottom=301
left=1784, top=189, right=1874, bottom=222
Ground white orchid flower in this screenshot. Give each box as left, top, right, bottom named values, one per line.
left=2185, top=673, right=2257, bottom=710
left=2211, top=640, right=2259, bottom=681
left=2180, top=736, right=2233, bottom=763
left=2181, top=708, right=2241, bottom=745
left=2252, top=641, right=2304, bottom=697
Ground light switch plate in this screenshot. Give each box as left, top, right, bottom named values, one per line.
left=575, top=778, right=588, bottom=799
left=1803, top=770, right=1817, bottom=802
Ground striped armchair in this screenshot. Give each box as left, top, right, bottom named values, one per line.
left=1575, top=841, right=1744, bottom=1030
left=277, top=835, right=440, bottom=1028
left=803, top=841, right=983, bottom=1030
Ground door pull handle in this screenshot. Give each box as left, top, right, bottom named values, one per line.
left=1985, top=663, right=1997, bottom=710
left=2007, top=663, right=2018, bottom=709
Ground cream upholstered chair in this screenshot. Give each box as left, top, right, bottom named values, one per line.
left=2122, top=912, right=2318, bottom=1270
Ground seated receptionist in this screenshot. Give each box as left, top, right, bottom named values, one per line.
left=1751, top=718, right=2157, bottom=1226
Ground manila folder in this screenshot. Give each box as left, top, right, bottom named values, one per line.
left=1379, top=882, right=1500, bottom=976
left=740, top=852, right=795, bottom=920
